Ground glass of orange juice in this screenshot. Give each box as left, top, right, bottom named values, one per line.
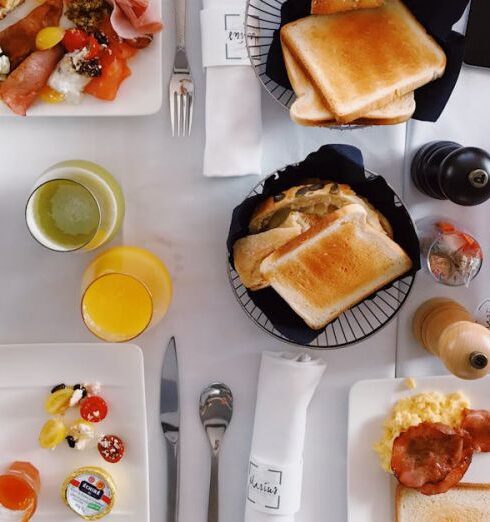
left=0, top=462, right=40, bottom=521
left=81, top=246, right=173, bottom=342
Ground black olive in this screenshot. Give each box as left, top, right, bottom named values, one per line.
left=273, top=192, right=285, bottom=202
left=295, top=186, right=311, bottom=197
left=308, top=183, right=325, bottom=192
left=93, top=31, right=109, bottom=46
left=51, top=383, right=66, bottom=394
left=77, top=58, right=102, bottom=78
left=73, top=384, right=88, bottom=398
left=330, top=183, right=340, bottom=194
left=66, top=435, right=76, bottom=448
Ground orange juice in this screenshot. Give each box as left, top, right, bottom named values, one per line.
left=81, top=246, right=172, bottom=342
left=0, top=462, right=40, bottom=521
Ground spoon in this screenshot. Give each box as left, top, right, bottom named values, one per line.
left=199, top=383, right=233, bottom=522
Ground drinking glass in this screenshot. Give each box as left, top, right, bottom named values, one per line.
left=81, top=246, right=173, bottom=342
left=26, top=160, right=125, bottom=252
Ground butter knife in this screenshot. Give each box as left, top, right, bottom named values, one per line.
left=160, top=336, right=180, bottom=522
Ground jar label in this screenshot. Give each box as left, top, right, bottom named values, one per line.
left=246, top=456, right=302, bottom=515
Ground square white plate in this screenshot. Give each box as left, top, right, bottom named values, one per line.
left=0, top=1, right=162, bottom=116
left=348, top=375, right=490, bottom=522
left=0, top=343, right=149, bottom=521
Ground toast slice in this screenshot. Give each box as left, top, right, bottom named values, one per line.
left=233, top=226, right=302, bottom=290
left=281, top=0, right=446, bottom=123
left=311, top=0, right=384, bottom=16
left=260, top=205, right=412, bottom=329
left=396, top=483, right=490, bottom=522
left=282, top=45, right=415, bottom=126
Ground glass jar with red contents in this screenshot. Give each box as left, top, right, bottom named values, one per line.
left=0, top=462, right=40, bottom=521
left=417, top=217, right=483, bottom=287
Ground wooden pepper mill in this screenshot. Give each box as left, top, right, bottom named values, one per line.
left=413, top=298, right=490, bottom=379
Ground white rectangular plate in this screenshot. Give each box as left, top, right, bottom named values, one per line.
left=0, top=1, right=162, bottom=116
left=0, top=343, right=149, bottom=521
left=348, top=375, right=490, bottom=522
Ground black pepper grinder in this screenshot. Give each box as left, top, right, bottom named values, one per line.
left=411, top=141, right=490, bottom=206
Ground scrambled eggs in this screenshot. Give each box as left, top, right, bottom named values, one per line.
left=373, top=391, right=470, bottom=472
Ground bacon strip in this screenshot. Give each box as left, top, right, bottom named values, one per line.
left=0, top=46, right=63, bottom=115
left=462, top=409, right=490, bottom=452
left=0, top=0, right=63, bottom=70
left=419, top=430, right=473, bottom=495
left=391, top=422, right=473, bottom=495
left=107, top=0, right=162, bottom=40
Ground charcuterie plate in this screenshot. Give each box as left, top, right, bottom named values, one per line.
left=0, top=0, right=162, bottom=116
left=0, top=343, right=149, bottom=521
left=348, top=375, right=490, bottom=521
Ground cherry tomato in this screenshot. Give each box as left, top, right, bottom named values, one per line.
left=85, top=35, right=102, bottom=60
left=80, top=395, right=108, bottom=423
left=62, top=28, right=89, bottom=52
left=98, top=435, right=125, bottom=463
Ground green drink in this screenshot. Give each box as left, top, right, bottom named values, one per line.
left=26, top=160, right=125, bottom=252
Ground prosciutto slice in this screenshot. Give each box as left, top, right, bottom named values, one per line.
left=0, top=0, right=63, bottom=70
left=107, top=0, right=162, bottom=40
left=0, top=45, right=63, bottom=115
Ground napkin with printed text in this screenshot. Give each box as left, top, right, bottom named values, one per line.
left=245, top=351, right=326, bottom=521
left=201, top=0, right=262, bottom=177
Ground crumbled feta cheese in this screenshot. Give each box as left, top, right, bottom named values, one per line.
left=85, top=382, right=101, bottom=396
left=69, top=388, right=84, bottom=407
left=0, top=47, right=10, bottom=81
left=48, top=50, right=91, bottom=104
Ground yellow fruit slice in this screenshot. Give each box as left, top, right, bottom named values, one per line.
left=44, top=387, right=73, bottom=415
left=39, top=85, right=65, bottom=104
left=39, top=418, right=67, bottom=449
left=35, top=26, right=65, bottom=51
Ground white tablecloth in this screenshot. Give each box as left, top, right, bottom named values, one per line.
left=1, top=1, right=485, bottom=521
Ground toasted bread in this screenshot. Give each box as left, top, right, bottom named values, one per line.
left=260, top=205, right=412, bottom=329
left=233, top=226, right=302, bottom=290
left=249, top=180, right=393, bottom=238
left=396, top=483, right=490, bottom=522
left=311, top=0, right=384, bottom=16
left=281, top=0, right=446, bottom=123
left=283, top=45, right=415, bottom=126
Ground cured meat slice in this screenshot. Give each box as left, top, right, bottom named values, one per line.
left=0, top=46, right=63, bottom=115
left=0, top=0, right=63, bottom=70
left=391, top=422, right=466, bottom=489
left=107, top=0, right=162, bottom=40
left=462, top=409, right=490, bottom=452
left=419, top=430, right=473, bottom=495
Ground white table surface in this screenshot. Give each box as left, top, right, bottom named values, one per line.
left=0, top=4, right=486, bottom=522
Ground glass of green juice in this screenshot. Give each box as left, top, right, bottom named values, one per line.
left=26, top=160, right=125, bottom=252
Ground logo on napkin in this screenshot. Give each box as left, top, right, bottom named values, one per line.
left=247, top=457, right=302, bottom=515
left=201, top=8, right=259, bottom=67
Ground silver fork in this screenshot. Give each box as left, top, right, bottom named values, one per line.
left=169, top=0, right=193, bottom=137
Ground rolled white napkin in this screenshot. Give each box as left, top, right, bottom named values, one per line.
left=201, top=0, right=262, bottom=177
left=245, top=351, right=326, bottom=522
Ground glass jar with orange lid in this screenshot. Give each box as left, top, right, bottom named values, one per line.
left=0, top=462, right=40, bottom=521
left=81, top=246, right=173, bottom=342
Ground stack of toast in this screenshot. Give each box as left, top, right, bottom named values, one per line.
left=280, top=0, right=446, bottom=126
left=233, top=182, right=412, bottom=330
